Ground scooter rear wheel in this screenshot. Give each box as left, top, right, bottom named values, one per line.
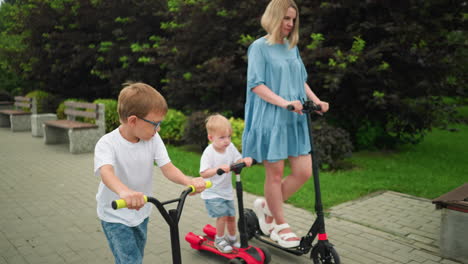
left=240, top=208, right=259, bottom=240
left=311, top=244, right=340, bottom=264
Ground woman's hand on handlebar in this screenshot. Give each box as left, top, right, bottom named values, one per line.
left=285, top=100, right=303, bottom=114
left=189, top=177, right=208, bottom=194
left=316, top=100, right=329, bottom=114
left=242, top=157, right=254, bottom=167
left=119, top=189, right=146, bottom=210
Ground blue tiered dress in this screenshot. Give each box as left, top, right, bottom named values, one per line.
left=242, top=37, right=312, bottom=163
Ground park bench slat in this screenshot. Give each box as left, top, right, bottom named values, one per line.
left=14, top=102, right=32, bottom=108
left=64, top=109, right=98, bottom=119
left=14, top=96, right=32, bottom=102
left=0, top=109, right=31, bottom=115
left=44, top=119, right=98, bottom=129
left=64, top=101, right=97, bottom=110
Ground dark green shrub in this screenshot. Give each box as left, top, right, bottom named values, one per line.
left=311, top=119, right=353, bottom=170
left=183, top=111, right=209, bottom=152
left=93, top=98, right=119, bottom=132
left=159, top=109, right=186, bottom=145
left=25, top=90, right=60, bottom=114
left=0, top=90, right=12, bottom=101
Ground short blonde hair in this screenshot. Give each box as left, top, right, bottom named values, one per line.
left=118, top=82, right=168, bottom=123
left=261, top=0, right=299, bottom=49
left=205, top=114, right=232, bottom=135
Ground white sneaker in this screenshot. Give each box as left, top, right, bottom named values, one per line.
left=214, top=237, right=233, bottom=253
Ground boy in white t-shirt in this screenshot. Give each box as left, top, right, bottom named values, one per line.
left=94, top=82, right=206, bottom=264
left=200, top=114, right=253, bottom=253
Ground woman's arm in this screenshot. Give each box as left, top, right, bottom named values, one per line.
left=305, top=83, right=329, bottom=113
left=252, top=84, right=304, bottom=113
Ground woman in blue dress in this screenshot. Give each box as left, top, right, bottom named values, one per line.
left=242, top=0, right=329, bottom=248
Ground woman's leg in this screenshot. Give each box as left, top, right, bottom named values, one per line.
left=264, top=160, right=285, bottom=225
left=281, top=154, right=312, bottom=201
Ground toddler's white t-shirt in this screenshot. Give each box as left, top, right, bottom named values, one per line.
left=200, top=143, right=242, bottom=200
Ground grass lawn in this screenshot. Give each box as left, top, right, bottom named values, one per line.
left=167, top=123, right=468, bottom=213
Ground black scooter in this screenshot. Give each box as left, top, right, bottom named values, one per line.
left=112, top=181, right=212, bottom=264
left=242, top=101, right=341, bottom=264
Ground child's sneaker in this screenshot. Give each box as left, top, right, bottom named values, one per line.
left=215, top=237, right=233, bottom=253
left=225, top=236, right=241, bottom=248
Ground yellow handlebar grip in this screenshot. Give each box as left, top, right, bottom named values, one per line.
left=112, top=195, right=148, bottom=210
left=188, top=181, right=212, bottom=193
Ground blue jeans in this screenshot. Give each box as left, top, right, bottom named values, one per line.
left=101, top=218, right=149, bottom=264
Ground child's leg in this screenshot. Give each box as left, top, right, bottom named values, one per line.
left=226, top=215, right=237, bottom=236
left=101, top=218, right=149, bottom=264
left=216, top=216, right=227, bottom=237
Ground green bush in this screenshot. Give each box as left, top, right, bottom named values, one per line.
left=159, top=109, right=186, bottom=144
left=229, top=117, right=244, bottom=152
left=183, top=111, right=209, bottom=152
left=311, top=119, right=353, bottom=170
left=25, top=90, right=59, bottom=114
left=93, top=98, right=119, bottom=132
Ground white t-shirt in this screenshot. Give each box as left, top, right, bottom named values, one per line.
left=94, top=127, right=170, bottom=227
left=200, top=143, right=242, bottom=200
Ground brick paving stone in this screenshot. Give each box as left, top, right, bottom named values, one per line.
left=0, top=128, right=463, bottom=264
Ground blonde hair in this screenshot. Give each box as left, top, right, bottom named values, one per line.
left=261, top=0, right=299, bottom=49
left=205, top=114, right=232, bottom=135
left=118, top=82, right=168, bottom=123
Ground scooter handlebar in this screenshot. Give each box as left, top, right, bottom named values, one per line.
left=216, top=159, right=258, bottom=175
left=111, top=181, right=212, bottom=210
left=287, top=101, right=322, bottom=112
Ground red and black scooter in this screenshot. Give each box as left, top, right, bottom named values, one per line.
left=185, top=160, right=271, bottom=264
left=242, top=101, right=341, bottom=264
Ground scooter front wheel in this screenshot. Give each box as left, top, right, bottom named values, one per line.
left=228, top=257, right=245, bottom=264
left=311, top=243, right=340, bottom=264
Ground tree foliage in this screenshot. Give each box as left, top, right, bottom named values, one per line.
left=0, top=0, right=466, bottom=151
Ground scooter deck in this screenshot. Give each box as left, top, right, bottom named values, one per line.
left=185, top=224, right=268, bottom=263
left=253, top=233, right=305, bottom=256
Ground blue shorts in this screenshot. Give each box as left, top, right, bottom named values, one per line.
left=204, top=198, right=236, bottom=218
left=101, top=218, right=149, bottom=264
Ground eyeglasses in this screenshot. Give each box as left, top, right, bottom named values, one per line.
left=138, top=117, right=162, bottom=131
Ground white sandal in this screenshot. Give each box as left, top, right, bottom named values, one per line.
left=270, top=223, right=300, bottom=248
left=253, top=198, right=275, bottom=236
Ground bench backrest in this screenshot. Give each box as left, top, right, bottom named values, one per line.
left=64, top=101, right=106, bottom=132
left=14, top=96, right=34, bottom=112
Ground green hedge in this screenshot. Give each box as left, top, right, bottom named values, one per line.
left=158, top=109, right=186, bottom=144
left=93, top=98, right=119, bottom=133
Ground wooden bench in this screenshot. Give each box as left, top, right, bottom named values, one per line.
left=0, top=101, right=14, bottom=110
left=43, top=101, right=105, bottom=154
left=0, top=96, right=33, bottom=132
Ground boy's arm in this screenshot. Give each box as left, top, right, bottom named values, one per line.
left=100, top=164, right=146, bottom=210
left=160, top=162, right=206, bottom=193
left=200, top=165, right=230, bottom=178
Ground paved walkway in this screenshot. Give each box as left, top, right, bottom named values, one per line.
left=0, top=128, right=462, bottom=264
